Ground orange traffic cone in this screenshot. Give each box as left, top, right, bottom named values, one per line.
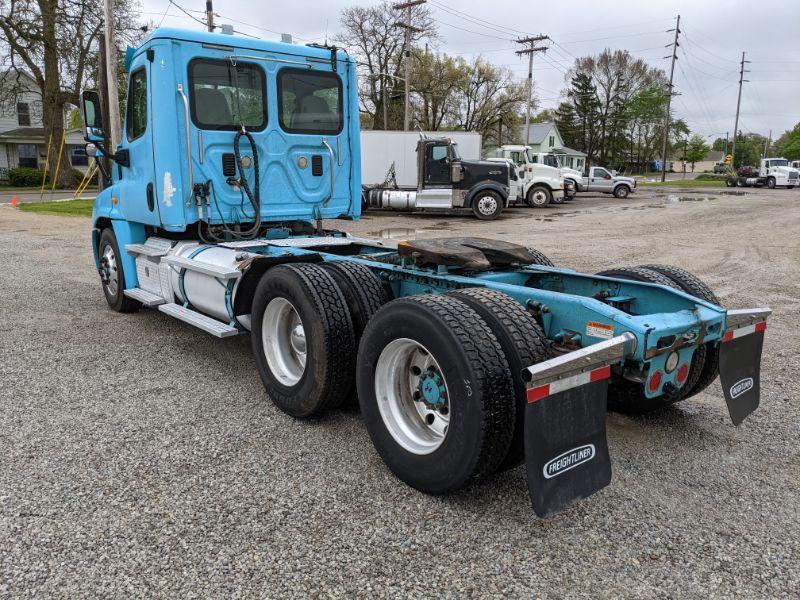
left=11, top=196, right=18, bottom=207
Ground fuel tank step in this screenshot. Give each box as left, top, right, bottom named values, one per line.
left=123, top=287, right=166, bottom=307
left=158, top=303, right=239, bottom=338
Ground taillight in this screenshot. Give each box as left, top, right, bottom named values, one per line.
left=648, top=370, right=663, bottom=393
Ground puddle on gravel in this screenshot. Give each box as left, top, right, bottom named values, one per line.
left=666, top=194, right=715, bottom=203
left=367, top=221, right=454, bottom=240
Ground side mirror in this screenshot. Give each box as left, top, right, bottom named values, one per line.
left=81, top=90, right=105, bottom=143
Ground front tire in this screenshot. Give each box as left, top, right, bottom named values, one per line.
left=357, top=295, right=515, bottom=493
left=526, top=185, right=551, bottom=208
left=471, top=191, right=503, bottom=220
left=98, top=228, right=140, bottom=313
left=251, top=263, right=356, bottom=417
left=613, top=185, right=630, bottom=199
left=766, top=177, right=776, bottom=189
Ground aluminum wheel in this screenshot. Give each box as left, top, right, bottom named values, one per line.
left=262, top=297, right=307, bottom=386
left=100, top=243, right=119, bottom=296
left=476, top=194, right=498, bottom=217
left=528, top=187, right=550, bottom=207
left=374, top=338, right=451, bottom=455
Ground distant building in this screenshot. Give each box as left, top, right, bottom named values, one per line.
left=669, top=149, right=725, bottom=173
left=518, top=122, right=587, bottom=172
left=0, top=70, right=85, bottom=180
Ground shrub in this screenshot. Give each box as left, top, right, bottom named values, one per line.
left=72, top=168, right=98, bottom=187
left=694, top=173, right=726, bottom=181
left=8, top=167, right=48, bottom=187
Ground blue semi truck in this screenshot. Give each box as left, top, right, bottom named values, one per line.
left=81, top=27, right=770, bottom=517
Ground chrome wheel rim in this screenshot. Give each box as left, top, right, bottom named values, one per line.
left=262, top=297, right=307, bottom=386
left=476, top=195, right=498, bottom=216
left=374, top=338, right=450, bottom=455
left=100, top=243, right=119, bottom=296
left=531, top=189, right=548, bottom=205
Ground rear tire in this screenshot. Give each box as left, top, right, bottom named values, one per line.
left=251, top=263, right=356, bottom=417
left=320, top=261, right=387, bottom=405
left=526, top=185, right=552, bottom=208
left=357, top=295, right=515, bottom=493
left=526, top=246, right=555, bottom=267
left=98, top=228, right=140, bottom=313
left=448, top=288, right=549, bottom=471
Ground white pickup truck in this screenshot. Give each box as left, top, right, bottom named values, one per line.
left=487, top=145, right=568, bottom=207
left=578, top=167, right=637, bottom=198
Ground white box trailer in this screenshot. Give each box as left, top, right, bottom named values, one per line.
left=361, top=130, right=482, bottom=187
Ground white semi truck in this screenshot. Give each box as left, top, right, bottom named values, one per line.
left=486, top=145, right=568, bottom=208
left=726, top=158, right=799, bottom=189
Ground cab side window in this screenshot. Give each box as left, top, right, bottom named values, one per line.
left=126, top=68, right=147, bottom=141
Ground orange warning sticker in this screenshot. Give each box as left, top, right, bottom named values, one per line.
left=586, top=321, right=614, bottom=340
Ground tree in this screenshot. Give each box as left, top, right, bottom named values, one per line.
left=684, top=134, right=710, bottom=172
left=776, top=122, right=800, bottom=160
left=336, top=1, right=436, bottom=130
left=450, top=56, right=527, bottom=147
left=555, top=72, right=601, bottom=166
left=411, top=50, right=461, bottom=131
left=0, top=0, right=141, bottom=187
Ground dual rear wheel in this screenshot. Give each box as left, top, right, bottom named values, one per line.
left=250, top=259, right=553, bottom=493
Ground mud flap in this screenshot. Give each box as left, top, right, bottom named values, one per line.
left=525, top=378, right=612, bottom=518
left=719, top=326, right=765, bottom=426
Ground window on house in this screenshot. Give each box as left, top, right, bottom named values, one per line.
left=70, top=145, right=88, bottom=167
left=549, top=135, right=554, bottom=147
left=17, top=103, right=31, bottom=126
left=18, top=143, right=37, bottom=168
left=126, top=68, right=148, bottom=141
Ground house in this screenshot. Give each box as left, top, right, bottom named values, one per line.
left=518, top=122, right=587, bottom=172
left=668, top=149, right=725, bottom=173
left=0, top=70, right=85, bottom=180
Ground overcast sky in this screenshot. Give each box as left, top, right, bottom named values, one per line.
left=140, top=0, right=800, bottom=142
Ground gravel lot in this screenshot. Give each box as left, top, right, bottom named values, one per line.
left=1, top=187, right=798, bottom=597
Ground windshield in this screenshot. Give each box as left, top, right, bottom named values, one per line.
left=450, top=143, right=461, bottom=160
left=525, top=149, right=536, bottom=163
left=543, top=154, right=560, bottom=168
left=770, top=159, right=789, bottom=167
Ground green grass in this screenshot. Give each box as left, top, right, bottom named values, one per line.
left=638, top=178, right=727, bottom=188
left=18, top=198, right=94, bottom=217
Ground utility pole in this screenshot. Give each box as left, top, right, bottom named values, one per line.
left=725, top=131, right=729, bottom=156
left=205, top=0, right=214, bottom=32
left=393, top=0, right=425, bottom=131
left=660, top=15, right=680, bottom=182
left=515, top=35, right=549, bottom=145
left=102, top=0, right=121, bottom=152
left=731, top=51, right=749, bottom=168
left=765, top=129, right=771, bottom=157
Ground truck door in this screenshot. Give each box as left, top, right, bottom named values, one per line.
left=590, top=167, right=613, bottom=192
left=117, top=60, right=160, bottom=225
left=423, top=142, right=451, bottom=187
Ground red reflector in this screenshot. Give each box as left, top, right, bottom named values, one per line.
left=676, top=363, right=689, bottom=384
left=755, top=321, right=767, bottom=333
left=648, top=370, right=663, bottom=393
left=590, top=365, right=611, bottom=382
left=527, top=384, right=550, bottom=403
left=723, top=330, right=734, bottom=342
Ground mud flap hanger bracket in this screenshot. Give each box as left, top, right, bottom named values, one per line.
left=521, top=332, right=635, bottom=518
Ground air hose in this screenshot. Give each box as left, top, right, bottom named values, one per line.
left=231, top=126, right=261, bottom=238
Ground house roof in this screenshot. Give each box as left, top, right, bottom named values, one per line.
left=0, top=127, right=45, bottom=139
left=518, top=122, right=556, bottom=145
left=0, top=127, right=84, bottom=143
left=552, top=146, right=587, bottom=157
left=705, top=150, right=724, bottom=162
